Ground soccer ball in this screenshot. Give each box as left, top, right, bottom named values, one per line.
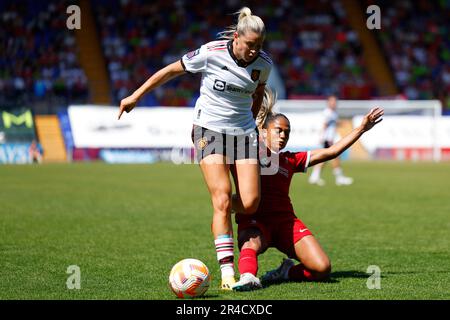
left=169, top=258, right=210, bottom=298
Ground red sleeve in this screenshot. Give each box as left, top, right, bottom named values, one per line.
left=293, top=151, right=311, bottom=173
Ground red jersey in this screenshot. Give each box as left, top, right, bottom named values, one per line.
left=256, top=149, right=310, bottom=216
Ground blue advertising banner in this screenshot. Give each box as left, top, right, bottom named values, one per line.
left=0, top=143, right=35, bottom=164
left=57, top=109, right=74, bottom=161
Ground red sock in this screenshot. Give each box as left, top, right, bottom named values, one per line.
left=288, top=264, right=316, bottom=281
left=238, top=248, right=258, bottom=276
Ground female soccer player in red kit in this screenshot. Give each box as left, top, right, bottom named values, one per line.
left=232, top=88, right=384, bottom=290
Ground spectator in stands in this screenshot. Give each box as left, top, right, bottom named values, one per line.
left=2, top=1, right=447, bottom=111
left=29, top=140, right=43, bottom=164
left=0, top=1, right=89, bottom=110
left=94, top=0, right=375, bottom=105
left=376, top=0, right=449, bottom=111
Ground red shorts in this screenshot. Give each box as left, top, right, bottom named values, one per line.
left=236, top=213, right=313, bottom=259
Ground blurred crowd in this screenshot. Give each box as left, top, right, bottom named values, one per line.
left=0, top=0, right=448, bottom=111
left=0, top=0, right=89, bottom=111
left=95, top=0, right=375, bottom=106
left=373, top=0, right=450, bottom=109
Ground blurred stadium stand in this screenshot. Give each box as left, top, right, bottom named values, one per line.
left=0, top=0, right=449, bottom=163
left=34, top=114, right=67, bottom=162
left=0, top=0, right=89, bottom=114
left=93, top=0, right=379, bottom=105
left=371, top=0, right=450, bottom=108
left=1, top=0, right=449, bottom=111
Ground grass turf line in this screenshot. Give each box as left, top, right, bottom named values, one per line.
left=0, top=162, right=449, bottom=299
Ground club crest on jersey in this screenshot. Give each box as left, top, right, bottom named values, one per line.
left=186, top=49, right=200, bottom=60
left=197, top=137, right=208, bottom=150
left=251, top=69, right=261, bottom=81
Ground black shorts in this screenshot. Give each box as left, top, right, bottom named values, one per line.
left=191, top=125, right=259, bottom=163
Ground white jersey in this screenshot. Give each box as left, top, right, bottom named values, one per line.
left=322, top=107, right=338, bottom=142
left=181, top=40, right=272, bottom=135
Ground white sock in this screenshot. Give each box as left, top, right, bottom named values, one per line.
left=310, top=166, right=321, bottom=180
left=215, top=236, right=235, bottom=278
left=333, top=167, right=343, bottom=177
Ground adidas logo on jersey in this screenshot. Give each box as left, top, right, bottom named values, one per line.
left=221, top=66, right=229, bottom=71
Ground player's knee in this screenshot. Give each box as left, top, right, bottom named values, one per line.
left=313, top=259, right=331, bottom=279
left=212, top=192, right=232, bottom=214
left=240, top=194, right=260, bottom=214
left=241, top=237, right=261, bottom=252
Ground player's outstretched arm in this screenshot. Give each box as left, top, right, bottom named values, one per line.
left=308, top=107, right=384, bottom=167
left=118, top=60, right=186, bottom=120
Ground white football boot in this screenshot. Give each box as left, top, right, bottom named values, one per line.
left=335, top=175, right=353, bottom=186
left=308, top=176, right=326, bottom=186
left=232, top=273, right=262, bottom=291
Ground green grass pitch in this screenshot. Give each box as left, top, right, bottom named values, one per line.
left=0, top=161, right=449, bottom=300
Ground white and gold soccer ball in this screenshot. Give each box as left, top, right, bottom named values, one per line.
left=169, top=258, right=210, bottom=298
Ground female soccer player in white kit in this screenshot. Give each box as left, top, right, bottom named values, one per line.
left=118, top=7, right=272, bottom=290
left=308, top=95, right=354, bottom=186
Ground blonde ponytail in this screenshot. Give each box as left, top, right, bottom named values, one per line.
left=217, top=7, right=266, bottom=40
left=237, top=7, right=252, bottom=21
left=256, top=86, right=277, bottom=129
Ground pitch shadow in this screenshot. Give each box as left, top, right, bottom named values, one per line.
left=261, top=270, right=384, bottom=288
left=330, top=270, right=373, bottom=279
